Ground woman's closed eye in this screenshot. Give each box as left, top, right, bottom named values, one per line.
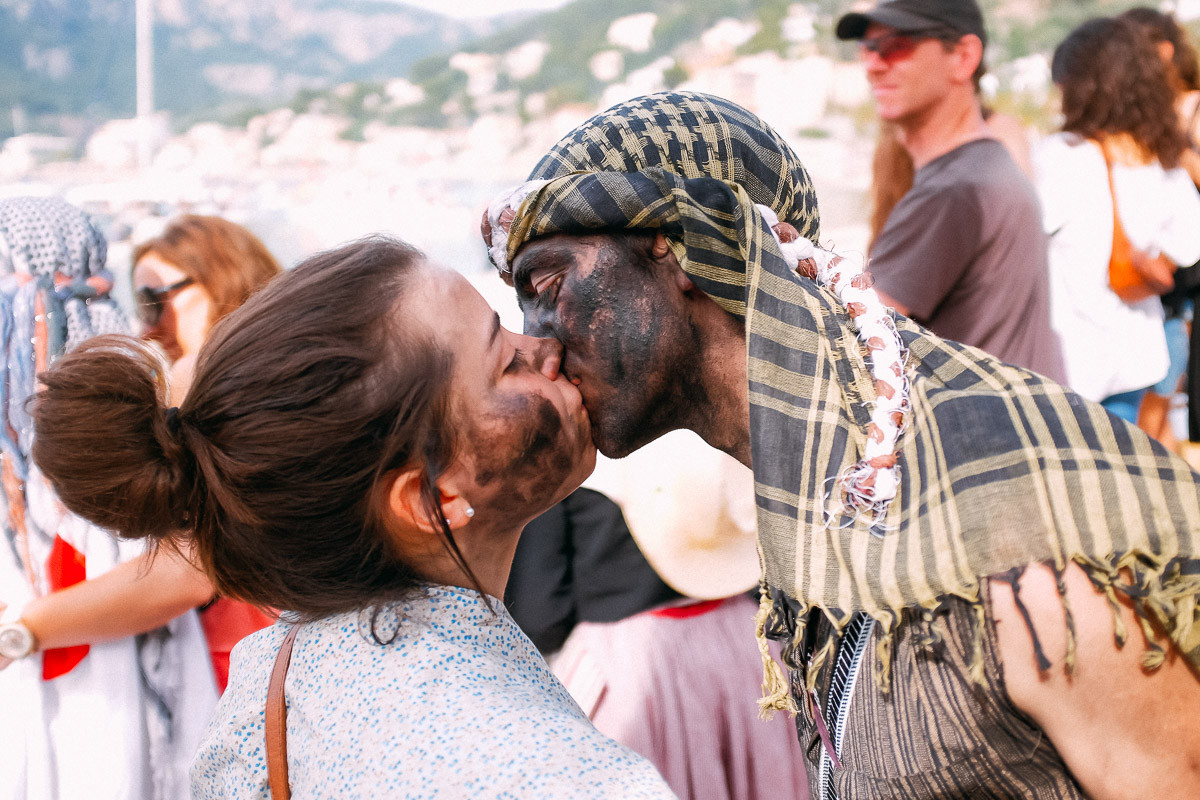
left=505, top=348, right=529, bottom=374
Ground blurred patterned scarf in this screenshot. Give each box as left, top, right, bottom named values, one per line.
left=0, top=196, right=127, bottom=679
left=483, top=92, right=1200, bottom=708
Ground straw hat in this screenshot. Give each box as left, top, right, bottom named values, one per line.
left=582, top=429, right=761, bottom=600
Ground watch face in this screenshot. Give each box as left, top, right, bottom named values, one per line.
left=0, top=623, right=34, bottom=659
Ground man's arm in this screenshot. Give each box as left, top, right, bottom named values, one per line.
left=988, top=561, right=1200, bottom=799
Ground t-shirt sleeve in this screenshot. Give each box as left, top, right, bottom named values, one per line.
left=869, top=183, right=981, bottom=321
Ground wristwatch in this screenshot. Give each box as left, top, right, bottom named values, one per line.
left=0, top=602, right=38, bottom=661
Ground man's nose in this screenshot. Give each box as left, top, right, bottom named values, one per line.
left=861, top=48, right=888, bottom=74
left=524, top=334, right=562, bottom=382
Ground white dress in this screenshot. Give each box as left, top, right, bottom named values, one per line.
left=1035, top=132, right=1200, bottom=401
left=0, top=468, right=218, bottom=800
left=191, top=584, right=677, bottom=799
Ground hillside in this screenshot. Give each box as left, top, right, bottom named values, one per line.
left=315, top=0, right=1151, bottom=130
left=0, top=0, right=507, bottom=139
left=1, top=0, right=1166, bottom=142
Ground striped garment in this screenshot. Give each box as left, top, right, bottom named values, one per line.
left=797, top=600, right=1086, bottom=799
left=483, top=91, right=1200, bottom=711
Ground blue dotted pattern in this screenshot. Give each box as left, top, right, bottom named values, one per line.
left=191, top=585, right=677, bottom=798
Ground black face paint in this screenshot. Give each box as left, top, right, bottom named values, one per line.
left=470, top=392, right=574, bottom=525
left=521, top=234, right=707, bottom=458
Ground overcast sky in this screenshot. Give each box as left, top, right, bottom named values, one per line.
left=391, top=0, right=572, bottom=20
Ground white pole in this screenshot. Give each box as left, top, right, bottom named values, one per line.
left=135, top=0, right=154, bottom=169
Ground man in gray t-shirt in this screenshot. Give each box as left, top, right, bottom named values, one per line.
left=870, top=138, right=1064, bottom=381
left=838, top=0, right=1065, bottom=383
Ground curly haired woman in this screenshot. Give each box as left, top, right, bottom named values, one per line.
left=1036, top=16, right=1200, bottom=422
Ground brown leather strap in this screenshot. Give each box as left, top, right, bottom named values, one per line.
left=266, top=624, right=301, bottom=800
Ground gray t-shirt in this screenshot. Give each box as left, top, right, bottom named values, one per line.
left=871, top=138, right=1065, bottom=383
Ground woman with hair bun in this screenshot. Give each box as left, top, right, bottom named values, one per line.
left=32, top=236, right=676, bottom=798
left=1036, top=16, right=1200, bottom=423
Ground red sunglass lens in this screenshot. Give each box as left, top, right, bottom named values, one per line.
left=861, top=35, right=918, bottom=63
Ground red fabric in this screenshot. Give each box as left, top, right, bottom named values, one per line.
left=199, top=598, right=276, bottom=693
left=649, top=597, right=726, bottom=619
left=42, top=535, right=89, bottom=680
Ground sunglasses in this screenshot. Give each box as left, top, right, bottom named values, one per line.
left=859, top=30, right=952, bottom=64
left=135, top=277, right=194, bottom=326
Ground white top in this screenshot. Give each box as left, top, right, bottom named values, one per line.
left=1035, top=132, right=1200, bottom=401
left=0, top=467, right=217, bottom=800
left=191, top=584, right=677, bottom=799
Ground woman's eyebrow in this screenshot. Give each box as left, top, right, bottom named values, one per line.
left=489, top=312, right=501, bottom=349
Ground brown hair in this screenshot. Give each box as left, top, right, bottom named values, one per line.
left=1052, top=16, right=1188, bottom=169
left=33, top=237, right=480, bottom=619
left=868, top=122, right=915, bottom=251
left=1121, top=7, right=1200, bottom=93
left=134, top=215, right=282, bottom=324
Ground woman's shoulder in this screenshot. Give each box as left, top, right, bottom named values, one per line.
left=1034, top=132, right=1101, bottom=175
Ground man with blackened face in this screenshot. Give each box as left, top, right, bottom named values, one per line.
left=482, top=91, right=1200, bottom=799
left=512, top=230, right=744, bottom=460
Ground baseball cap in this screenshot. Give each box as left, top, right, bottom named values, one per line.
left=836, top=0, right=987, bottom=46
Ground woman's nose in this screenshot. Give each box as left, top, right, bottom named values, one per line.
left=526, top=335, right=562, bottom=382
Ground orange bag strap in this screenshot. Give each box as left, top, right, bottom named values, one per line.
left=1101, top=142, right=1134, bottom=267
left=266, top=624, right=301, bottom=800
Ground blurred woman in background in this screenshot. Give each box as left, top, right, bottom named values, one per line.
left=133, top=215, right=281, bottom=402
left=1035, top=16, right=1200, bottom=423
left=131, top=214, right=283, bottom=690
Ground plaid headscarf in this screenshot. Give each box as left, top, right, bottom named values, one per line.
left=484, top=92, right=1200, bottom=701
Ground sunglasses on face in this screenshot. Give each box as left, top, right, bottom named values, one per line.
left=135, top=277, right=193, bottom=327
left=859, top=30, right=951, bottom=64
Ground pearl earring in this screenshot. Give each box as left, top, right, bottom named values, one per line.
left=465, top=506, right=475, bottom=519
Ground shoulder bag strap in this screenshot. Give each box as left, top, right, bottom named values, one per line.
left=1100, top=142, right=1133, bottom=263
left=266, top=624, right=301, bottom=800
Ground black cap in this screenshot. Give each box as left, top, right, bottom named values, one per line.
left=836, top=0, right=987, bottom=46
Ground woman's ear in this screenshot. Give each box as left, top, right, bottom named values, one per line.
left=385, top=468, right=475, bottom=535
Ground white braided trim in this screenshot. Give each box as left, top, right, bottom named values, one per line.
left=484, top=179, right=549, bottom=277
left=756, top=205, right=910, bottom=532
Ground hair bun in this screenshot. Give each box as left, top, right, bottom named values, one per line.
left=31, top=335, right=199, bottom=543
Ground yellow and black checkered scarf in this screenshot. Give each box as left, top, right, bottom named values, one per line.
left=490, top=91, right=1200, bottom=699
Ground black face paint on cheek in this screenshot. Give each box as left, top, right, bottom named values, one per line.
left=470, top=393, right=575, bottom=521
left=558, top=239, right=683, bottom=455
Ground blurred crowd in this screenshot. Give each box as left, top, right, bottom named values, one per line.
left=3, top=3, right=1200, bottom=800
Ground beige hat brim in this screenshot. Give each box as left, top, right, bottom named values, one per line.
left=582, top=430, right=761, bottom=599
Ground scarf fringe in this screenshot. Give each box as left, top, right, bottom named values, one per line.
left=755, top=588, right=796, bottom=719
left=757, top=552, right=1200, bottom=707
